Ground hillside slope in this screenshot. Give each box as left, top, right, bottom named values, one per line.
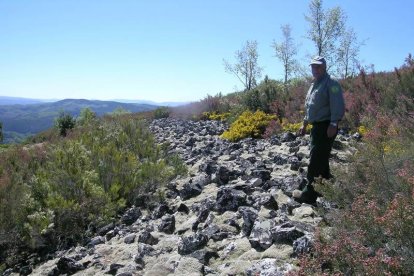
left=24, top=118, right=356, bottom=276
left=0, top=96, right=47, bottom=105
left=0, top=99, right=157, bottom=142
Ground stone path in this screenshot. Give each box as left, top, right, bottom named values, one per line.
left=23, top=118, right=356, bottom=276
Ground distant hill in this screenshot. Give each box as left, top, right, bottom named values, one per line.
left=0, top=96, right=189, bottom=107
left=111, top=99, right=190, bottom=107
left=0, top=99, right=157, bottom=143
left=0, top=96, right=49, bottom=105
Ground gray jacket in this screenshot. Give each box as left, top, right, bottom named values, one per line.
left=304, top=73, right=345, bottom=124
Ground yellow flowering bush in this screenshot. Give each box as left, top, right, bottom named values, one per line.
left=221, top=110, right=276, bottom=142
left=280, top=119, right=312, bottom=133
left=358, top=125, right=368, bottom=136
left=202, top=111, right=231, bottom=121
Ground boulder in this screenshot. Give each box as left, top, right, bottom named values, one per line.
left=178, top=233, right=209, bottom=255
left=190, top=249, right=219, bottom=265
left=288, top=156, right=302, bottom=171
left=158, top=214, right=175, bottom=234
left=97, top=222, right=115, bottom=236
left=251, top=169, right=271, bottom=182
left=192, top=208, right=210, bottom=231
left=293, top=234, right=314, bottom=256
left=121, top=206, right=141, bottom=225
left=123, top=233, right=136, bottom=244
left=176, top=203, right=190, bottom=214
left=152, top=203, right=173, bottom=219
left=248, top=219, right=275, bottom=250
left=271, top=176, right=305, bottom=195
left=88, top=236, right=105, bottom=247
left=215, top=188, right=247, bottom=213
left=280, top=132, right=296, bottom=142
left=238, top=207, right=258, bottom=236
left=201, top=224, right=230, bottom=241
left=138, top=230, right=158, bottom=245
left=180, top=182, right=203, bottom=200
left=199, top=161, right=218, bottom=175
left=216, top=166, right=230, bottom=185
left=106, top=263, right=124, bottom=275
left=249, top=193, right=278, bottom=210
left=105, top=229, right=118, bottom=241
left=56, top=257, right=84, bottom=275
left=273, top=154, right=289, bottom=165
left=137, top=242, right=156, bottom=257
left=271, top=222, right=305, bottom=244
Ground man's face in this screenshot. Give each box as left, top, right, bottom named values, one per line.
left=311, top=64, right=326, bottom=80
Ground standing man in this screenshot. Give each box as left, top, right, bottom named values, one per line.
left=294, top=56, right=345, bottom=204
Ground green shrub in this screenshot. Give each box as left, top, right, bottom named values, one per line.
left=20, top=141, right=116, bottom=248
left=154, top=107, right=170, bottom=119
left=0, top=115, right=187, bottom=266
left=243, top=78, right=283, bottom=113
left=109, top=107, right=131, bottom=117
left=54, top=112, right=76, bottom=137
left=221, top=110, right=276, bottom=142
left=77, top=107, right=97, bottom=126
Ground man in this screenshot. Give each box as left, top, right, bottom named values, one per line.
left=294, top=56, right=345, bottom=204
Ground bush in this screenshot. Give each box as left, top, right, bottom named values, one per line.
left=201, top=111, right=231, bottom=121
left=264, top=119, right=312, bottom=138
left=292, top=113, right=414, bottom=275
left=221, top=110, right=276, bottom=142
left=243, top=77, right=283, bottom=113
left=201, top=93, right=231, bottom=114
left=282, top=120, right=312, bottom=133
left=0, top=115, right=187, bottom=268
left=32, top=141, right=115, bottom=247
left=54, top=112, right=76, bottom=137
left=77, top=107, right=97, bottom=126
left=153, top=107, right=170, bottom=119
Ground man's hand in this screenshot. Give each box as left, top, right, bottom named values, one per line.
left=327, top=125, right=337, bottom=138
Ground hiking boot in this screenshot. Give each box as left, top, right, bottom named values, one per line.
left=292, top=184, right=321, bottom=205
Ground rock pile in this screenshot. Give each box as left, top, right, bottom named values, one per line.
left=16, top=118, right=355, bottom=276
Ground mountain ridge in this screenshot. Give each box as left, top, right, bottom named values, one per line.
left=0, top=96, right=188, bottom=107
left=0, top=96, right=49, bottom=105
left=0, top=98, right=158, bottom=143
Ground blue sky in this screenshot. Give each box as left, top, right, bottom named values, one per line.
left=1, top=0, right=413, bottom=102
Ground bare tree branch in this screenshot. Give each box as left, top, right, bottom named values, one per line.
left=224, top=40, right=263, bottom=91
left=272, top=24, right=299, bottom=90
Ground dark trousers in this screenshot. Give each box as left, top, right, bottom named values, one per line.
left=307, top=121, right=336, bottom=184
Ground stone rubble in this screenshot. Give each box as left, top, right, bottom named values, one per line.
left=16, top=118, right=357, bottom=276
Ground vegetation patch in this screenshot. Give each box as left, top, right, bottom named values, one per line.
left=221, top=110, right=276, bottom=142
left=201, top=111, right=231, bottom=121
left=0, top=113, right=186, bottom=269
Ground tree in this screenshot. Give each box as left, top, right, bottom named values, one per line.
left=305, top=0, right=346, bottom=70
left=336, top=27, right=364, bottom=78
left=224, top=40, right=263, bottom=91
left=55, top=112, right=76, bottom=137
left=110, top=107, right=131, bottom=117
left=272, top=24, right=299, bottom=90
left=0, top=121, right=3, bottom=143
left=77, top=107, right=97, bottom=126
